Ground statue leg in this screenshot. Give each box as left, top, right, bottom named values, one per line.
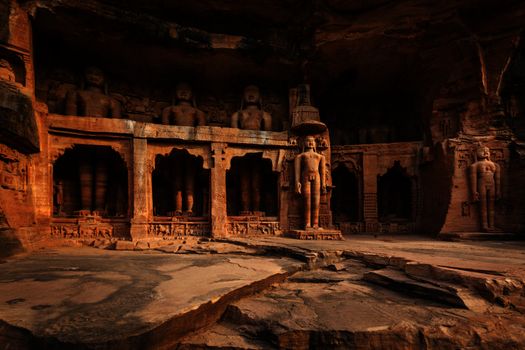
left=79, top=160, right=93, bottom=213
left=174, top=167, right=183, bottom=215
left=251, top=163, right=261, bottom=213
left=185, top=159, right=195, bottom=215
left=480, top=189, right=489, bottom=231
left=312, top=176, right=321, bottom=228
left=487, top=188, right=495, bottom=229
left=239, top=166, right=250, bottom=213
left=303, top=180, right=312, bottom=229
left=94, top=160, right=108, bottom=215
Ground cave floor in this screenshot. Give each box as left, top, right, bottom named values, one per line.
left=0, top=235, right=524, bottom=349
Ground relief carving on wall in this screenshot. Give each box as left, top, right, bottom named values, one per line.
left=0, top=144, right=28, bottom=196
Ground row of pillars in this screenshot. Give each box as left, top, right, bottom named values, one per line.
left=130, top=139, right=229, bottom=239
left=129, top=140, right=411, bottom=239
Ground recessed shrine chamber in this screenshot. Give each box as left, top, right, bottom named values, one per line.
left=52, top=145, right=128, bottom=217
left=152, top=150, right=209, bottom=218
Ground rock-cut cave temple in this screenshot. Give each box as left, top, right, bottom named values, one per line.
left=1, top=0, right=525, bottom=254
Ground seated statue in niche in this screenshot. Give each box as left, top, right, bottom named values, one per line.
left=469, top=145, right=501, bottom=232
left=231, top=85, right=272, bottom=131
left=65, top=67, right=121, bottom=118
left=0, top=59, right=15, bottom=83
left=295, top=136, right=326, bottom=229
left=161, top=83, right=206, bottom=126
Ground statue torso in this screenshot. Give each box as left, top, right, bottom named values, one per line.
left=475, top=159, right=497, bottom=186
left=300, top=151, right=323, bottom=178
left=239, top=109, right=263, bottom=130
left=167, top=105, right=201, bottom=126
left=78, top=90, right=112, bottom=118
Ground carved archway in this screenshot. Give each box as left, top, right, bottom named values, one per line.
left=227, top=153, right=278, bottom=216
left=152, top=149, right=209, bottom=217
left=52, top=145, right=129, bottom=217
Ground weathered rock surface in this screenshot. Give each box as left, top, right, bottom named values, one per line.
left=181, top=260, right=525, bottom=350
left=0, top=247, right=302, bottom=349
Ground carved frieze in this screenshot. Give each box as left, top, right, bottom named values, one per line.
left=227, top=217, right=281, bottom=236
left=148, top=221, right=210, bottom=238
left=50, top=222, right=128, bottom=239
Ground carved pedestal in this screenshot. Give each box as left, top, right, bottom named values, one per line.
left=286, top=228, right=343, bottom=240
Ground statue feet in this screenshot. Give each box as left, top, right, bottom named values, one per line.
left=92, top=210, right=106, bottom=217
left=185, top=210, right=193, bottom=216
left=77, top=209, right=91, bottom=217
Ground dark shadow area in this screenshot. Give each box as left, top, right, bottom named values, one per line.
left=378, top=161, right=414, bottom=222
left=502, top=33, right=525, bottom=139
left=331, top=164, right=360, bottom=224
left=0, top=0, right=10, bottom=42
left=152, top=149, right=209, bottom=217
left=227, top=154, right=278, bottom=216
left=53, top=145, right=128, bottom=217
left=0, top=208, right=24, bottom=258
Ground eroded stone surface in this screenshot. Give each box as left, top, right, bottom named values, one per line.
left=0, top=247, right=301, bottom=346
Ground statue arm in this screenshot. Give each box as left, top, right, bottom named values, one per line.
left=161, top=107, right=171, bottom=125
left=320, top=155, right=326, bottom=192
left=110, top=98, right=122, bottom=118
left=231, top=112, right=239, bottom=128
left=263, top=112, right=272, bottom=131
left=196, top=110, right=206, bottom=126
left=65, top=90, right=77, bottom=115
left=294, top=155, right=301, bottom=194
left=469, top=163, right=479, bottom=201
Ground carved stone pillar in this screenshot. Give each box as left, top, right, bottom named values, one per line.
left=362, top=152, right=379, bottom=232
left=130, top=138, right=149, bottom=240
left=210, top=143, right=228, bottom=237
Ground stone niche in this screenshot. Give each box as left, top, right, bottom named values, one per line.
left=0, top=47, right=39, bottom=154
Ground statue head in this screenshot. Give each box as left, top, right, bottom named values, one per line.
left=304, top=136, right=316, bottom=151
left=0, top=59, right=15, bottom=82
left=476, top=146, right=491, bottom=160
left=175, top=82, right=193, bottom=103
left=84, top=66, right=105, bottom=88
left=243, top=85, right=261, bottom=105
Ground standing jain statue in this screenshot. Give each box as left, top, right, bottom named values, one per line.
left=231, top=85, right=272, bottom=214
left=469, top=145, right=501, bottom=232
left=66, top=66, right=121, bottom=118
left=161, top=83, right=206, bottom=216
left=294, top=136, right=326, bottom=229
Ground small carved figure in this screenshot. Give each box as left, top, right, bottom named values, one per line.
left=161, top=83, right=206, bottom=126
left=294, top=136, right=326, bottom=229
left=0, top=59, right=15, bottom=82
left=231, top=85, right=272, bottom=131
left=66, top=67, right=121, bottom=118
left=469, top=145, right=501, bottom=232
left=53, top=179, right=64, bottom=216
